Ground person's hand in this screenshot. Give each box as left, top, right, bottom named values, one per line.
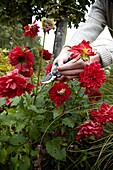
left=55, top=52, right=101, bottom=81
left=53, top=46, right=71, bottom=67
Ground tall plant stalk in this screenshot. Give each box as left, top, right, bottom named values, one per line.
left=34, top=31, right=46, bottom=103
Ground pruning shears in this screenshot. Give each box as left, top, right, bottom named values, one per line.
left=42, top=58, right=71, bottom=84
left=42, top=64, right=62, bottom=84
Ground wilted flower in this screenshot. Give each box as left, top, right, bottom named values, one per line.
left=23, top=20, right=40, bottom=38
left=49, top=82, right=71, bottom=108
left=79, top=62, right=106, bottom=91
left=39, top=49, right=52, bottom=60
left=75, top=120, right=104, bottom=140
left=42, top=17, right=54, bottom=33
left=45, top=63, right=52, bottom=75
left=69, top=40, right=95, bottom=61
left=0, top=69, right=34, bottom=98
left=8, top=46, right=34, bottom=77
left=90, top=103, right=113, bottom=125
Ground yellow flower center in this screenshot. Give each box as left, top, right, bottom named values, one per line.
left=57, top=88, right=66, bottom=95
left=83, top=48, right=88, bottom=54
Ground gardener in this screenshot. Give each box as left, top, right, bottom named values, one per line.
left=53, top=0, right=113, bottom=81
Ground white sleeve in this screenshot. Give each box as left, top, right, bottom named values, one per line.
left=65, top=0, right=106, bottom=47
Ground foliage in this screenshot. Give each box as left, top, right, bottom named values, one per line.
left=0, top=48, right=14, bottom=76
left=0, top=0, right=95, bottom=27
left=0, top=18, right=113, bottom=170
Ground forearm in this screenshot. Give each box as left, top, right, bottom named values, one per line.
left=64, top=0, right=106, bottom=47
left=95, top=42, right=113, bottom=67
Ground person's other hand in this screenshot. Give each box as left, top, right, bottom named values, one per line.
left=53, top=46, right=71, bottom=67
left=57, top=53, right=101, bottom=81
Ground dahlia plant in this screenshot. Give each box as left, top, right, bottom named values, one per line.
left=0, top=18, right=113, bottom=170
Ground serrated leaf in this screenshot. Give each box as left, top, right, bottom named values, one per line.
left=16, top=123, right=25, bottom=133
left=53, top=108, right=63, bottom=119
left=36, top=108, right=46, bottom=114
left=0, top=114, right=16, bottom=127
left=34, top=115, right=45, bottom=120
left=11, top=96, right=20, bottom=106
left=62, top=117, right=75, bottom=128
left=35, top=95, right=45, bottom=107
left=46, top=140, right=66, bottom=161
left=28, top=105, right=39, bottom=113
left=9, top=134, right=27, bottom=146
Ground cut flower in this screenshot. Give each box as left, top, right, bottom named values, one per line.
left=49, top=82, right=71, bottom=108
left=69, top=40, right=95, bottom=61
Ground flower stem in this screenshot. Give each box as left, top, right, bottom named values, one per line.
left=37, top=31, right=46, bottom=83
left=34, top=31, right=46, bottom=103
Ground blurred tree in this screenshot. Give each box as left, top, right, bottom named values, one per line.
left=0, top=0, right=95, bottom=56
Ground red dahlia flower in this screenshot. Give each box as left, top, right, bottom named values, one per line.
left=79, top=62, right=106, bottom=91
left=45, top=63, right=52, bottom=75
left=75, top=120, right=103, bottom=140
left=90, top=103, right=113, bottom=125
left=8, top=46, right=34, bottom=77
left=23, top=20, right=40, bottom=38
left=0, top=70, right=34, bottom=98
left=39, top=49, right=52, bottom=60
left=49, top=82, right=71, bottom=108
left=69, top=40, right=95, bottom=61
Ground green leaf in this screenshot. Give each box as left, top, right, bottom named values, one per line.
left=24, top=92, right=32, bottom=106
left=35, top=95, right=45, bottom=107
left=53, top=108, right=63, bottom=119
left=62, top=117, right=75, bottom=128
left=11, top=154, right=19, bottom=170
left=11, top=96, right=20, bottom=106
left=16, top=123, right=26, bottom=133
left=19, top=156, right=30, bottom=170
left=0, top=134, right=10, bottom=142
left=46, top=140, right=66, bottom=161
left=30, top=150, right=39, bottom=157
left=0, top=97, right=6, bottom=107
left=0, top=114, right=16, bottom=127
left=7, top=108, right=16, bottom=114
left=36, top=108, right=46, bottom=114
left=9, top=134, right=27, bottom=146
left=28, top=104, right=38, bottom=113
left=0, top=147, right=7, bottom=163
left=22, top=144, right=30, bottom=155
left=33, top=115, right=45, bottom=120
